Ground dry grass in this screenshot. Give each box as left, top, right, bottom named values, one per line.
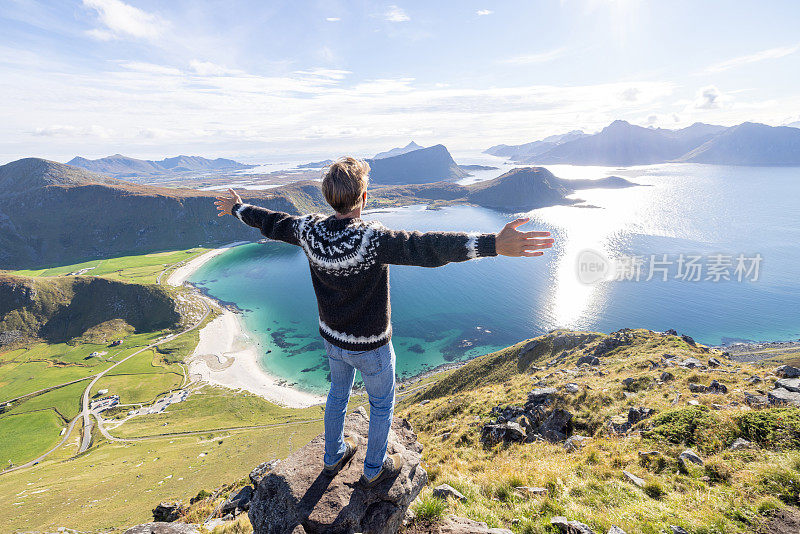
left=398, top=328, right=800, bottom=533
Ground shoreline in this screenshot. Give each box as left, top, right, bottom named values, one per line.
left=166, top=240, right=250, bottom=286
left=167, top=243, right=326, bottom=408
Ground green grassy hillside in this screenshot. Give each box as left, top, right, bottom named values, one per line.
left=0, top=273, right=180, bottom=346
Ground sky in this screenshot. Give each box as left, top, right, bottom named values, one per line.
left=1, top=0, right=800, bottom=163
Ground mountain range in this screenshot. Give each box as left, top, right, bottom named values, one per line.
left=0, top=158, right=633, bottom=269
left=0, top=158, right=328, bottom=269
left=487, top=120, right=800, bottom=166
left=67, top=154, right=254, bottom=177
left=372, top=141, right=424, bottom=160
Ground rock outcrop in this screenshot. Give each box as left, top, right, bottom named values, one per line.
left=248, top=407, right=427, bottom=534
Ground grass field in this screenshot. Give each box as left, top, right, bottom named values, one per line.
left=0, top=419, right=323, bottom=531
left=0, top=410, right=65, bottom=466
left=0, top=332, right=168, bottom=403
left=9, top=247, right=210, bottom=284
left=112, top=386, right=325, bottom=437
left=5, top=380, right=87, bottom=421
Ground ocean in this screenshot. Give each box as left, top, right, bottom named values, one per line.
left=189, top=162, right=800, bottom=393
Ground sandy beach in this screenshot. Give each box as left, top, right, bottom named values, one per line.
left=166, top=241, right=250, bottom=286
left=168, top=243, right=326, bottom=408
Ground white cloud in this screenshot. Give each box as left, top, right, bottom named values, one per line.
left=83, top=0, right=168, bottom=41
left=502, top=48, right=566, bottom=65
left=33, top=125, right=113, bottom=138
left=705, top=44, right=800, bottom=73
left=189, top=60, right=242, bottom=76
left=693, top=85, right=726, bottom=109
left=620, top=87, right=641, bottom=102
left=385, top=5, right=410, bottom=22
left=476, top=9, right=493, bottom=16
left=325, top=17, right=341, bottom=22
left=119, top=61, right=181, bottom=76
left=293, top=69, right=352, bottom=81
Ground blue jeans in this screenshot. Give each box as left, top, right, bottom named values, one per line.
left=323, top=339, right=396, bottom=479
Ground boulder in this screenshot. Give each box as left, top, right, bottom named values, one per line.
left=248, top=407, right=426, bottom=534
left=564, top=383, right=581, bottom=394
left=659, top=371, right=674, bottom=382
left=671, top=527, right=689, bottom=534
left=775, top=365, right=800, bottom=378
left=708, top=380, right=727, bottom=394
left=124, top=524, right=199, bottom=534
left=688, top=383, right=707, bottom=393
left=152, top=502, right=185, bottom=522
left=550, top=516, right=596, bottom=534
left=744, top=392, right=769, bottom=407
left=608, top=416, right=630, bottom=435
left=622, top=470, right=645, bottom=488
left=729, top=438, right=755, bottom=451
left=432, top=484, right=466, bottom=502
left=526, top=388, right=558, bottom=407
left=679, top=449, right=703, bottom=467
left=768, top=387, right=800, bottom=406
left=221, top=485, right=253, bottom=515
left=745, top=375, right=763, bottom=384
left=481, top=422, right=527, bottom=446
left=681, top=335, right=696, bottom=346
left=539, top=408, right=572, bottom=442
left=776, top=378, right=800, bottom=393
left=708, top=357, right=722, bottom=367
left=564, top=435, right=590, bottom=452
left=606, top=527, right=626, bottom=534
left=577, top=355, right=600, bottom=366
left=681, top=358, right=702, bottom=369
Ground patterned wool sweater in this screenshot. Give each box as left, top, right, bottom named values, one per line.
left=232, top=203, right=497, bottom=351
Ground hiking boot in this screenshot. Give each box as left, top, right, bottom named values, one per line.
left=359, top=453, right=404, bottom=488
left=323, top=436, right=358, bottom=476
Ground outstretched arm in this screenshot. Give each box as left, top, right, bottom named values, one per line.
left=215, top=189, right=301, bottom=246
left=376, top=217, right=553, bottom=267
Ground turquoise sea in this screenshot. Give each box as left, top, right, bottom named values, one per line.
left=190, top=163, right=800, bottom=393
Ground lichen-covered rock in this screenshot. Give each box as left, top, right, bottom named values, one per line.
left=481, top=422, right=527, bottom=446
left=769, top=387, right=800, bottom=406
left=775, top=365, right=800, bottom=378
left=248, top=407, right=426, bottom=534
left=539, top=408, right=572, bottom=442
left=775, top=378, right=800, bottom=393
left=679, top=449, right=703, bottom=467
left=152, top=502, right=185, bottom=522
left=550, top=516, right=596, bottom=534
left=576, top=355, right=600, bottom=366
left=432, top=484, right=467, bottom=502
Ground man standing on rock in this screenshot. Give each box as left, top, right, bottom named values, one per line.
left=215, top=157, right=553, bottom=487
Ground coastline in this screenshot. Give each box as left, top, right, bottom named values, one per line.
left=166, top=241, right=250, bottom=286
left=167, top=243, right=326, bottom=408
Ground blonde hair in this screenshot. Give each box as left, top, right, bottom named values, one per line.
left=322, top=157, right=370, bottom=214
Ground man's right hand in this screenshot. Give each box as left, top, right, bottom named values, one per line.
left=214, top=188, right=243, bottom=217
left=495, top=218, right=554, bottom=257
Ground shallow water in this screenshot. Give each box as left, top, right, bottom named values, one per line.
left=190, top=162, right=800, bottom=393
